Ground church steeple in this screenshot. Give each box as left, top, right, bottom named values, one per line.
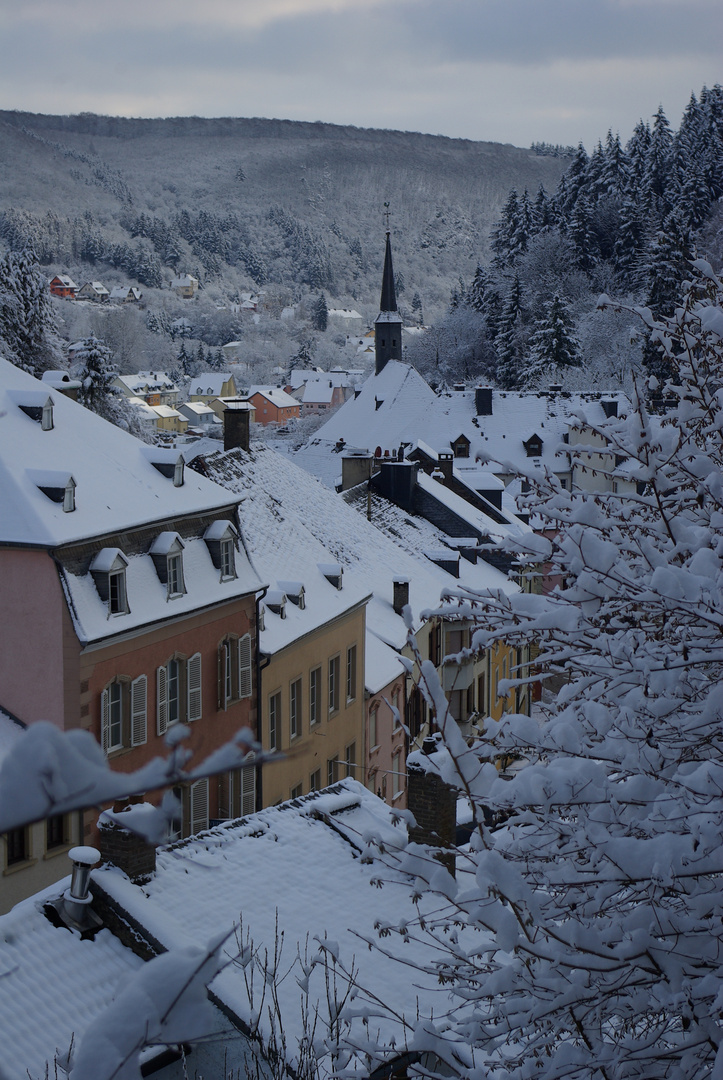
left=379, top=230, right=397, bottom=313
left=374, top=229, right=403, bottom=376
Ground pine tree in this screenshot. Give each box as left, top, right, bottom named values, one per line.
left=528, top=292, right=581, bottom=379
left=72, top=336, right=126, bottom=425
left=0, top=249, right=64, bottom=376
left=311, top=292, right=329, bottom=332
left=494, top=275, right=527, bottom=389
left=491, top=190, right=521, bottom=268
left=411, top=291, right=424, bottom=324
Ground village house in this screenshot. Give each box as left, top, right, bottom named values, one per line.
left=0, top=359, right=264, bottom=898
left=109, top=285, right=142, bottom=303
left=171, top=273, right=199, bottom=299
left=48, top=274, right=78, bottom=299
left=189, top=372, right=239, bottom=404
left=114, top=370, right=180, bottom=408
left=200, top=425, right=523, bottom=808
left=0, top=778, right=472, bottom=1080
left=246, top=385, right=300, bottom=426
left=76, top=280, right=110, bottom=302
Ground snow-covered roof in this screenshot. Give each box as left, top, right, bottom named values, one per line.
left=93, top=780, right=475, bottom=1077
left=199, top=445, right=515, bottom=667
left=115, top=371, right=176, bottom=394
left=248, top=386, right=299, bottom=409
left=0, top=359, right=250, bottom=548
left=190, top=373, right=235, bottom=396
left=300, top=380, right=335, bottom=404
left=179, top=401, right=215, bottom=417
left=294, top=366, right=630, bottom=487
left=0, top=883, right=144, bottom=1080
left=328, top=308, right=363, bottom=319
left=171, top=274, right=198, bottom=287
left=50, top=275, right=78, bottom=288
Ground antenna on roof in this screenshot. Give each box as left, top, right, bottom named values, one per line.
left=383, top=202, right=391, bottom=233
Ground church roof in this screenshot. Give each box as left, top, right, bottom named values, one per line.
left=379, top=230, right=397, bottom=313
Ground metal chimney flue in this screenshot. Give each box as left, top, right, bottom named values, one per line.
left=51, top=846, right=104, bottom=936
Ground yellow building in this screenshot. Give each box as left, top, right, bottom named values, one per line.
left=259, top=595, right=368, bottom=805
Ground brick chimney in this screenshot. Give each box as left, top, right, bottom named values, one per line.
left=406, top=738, right=456, bottom=877
left=393, top=576, right=410, bottom=615
left=223, top=400, right=253, bottom=451
left=475, top=387, right=493, bottom=416
left=99, top=816, right=157, bottom=883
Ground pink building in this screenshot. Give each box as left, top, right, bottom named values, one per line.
left=0, top=359, right=264, bottom=865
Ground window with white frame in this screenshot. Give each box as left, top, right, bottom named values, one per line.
left=392, top=750, right=403, bottom=798
left=310, top=768, right=321, bottom=792
left=157, top=654, right=201, bottom=735
left=290, top=677, right=302, bottom=740
left=327, top=757, right=339, bottom=786
left=329, top=655, right=340, bottom=714
left=269, top=691, right=281, bottom=752
left=369, top=704, right=379, bottom=749
left=91, top=549, right=130, bottom=616
left=218, top=634, right=252, bottom=708
left=345, top=741, right=356, bottom=779
left=309, top=666, right=321, bottom=725
left=150, top=533, right=186, bottom=599
left=346, top=644, right=357, bottom=703
left=101, top=674, right=147, bottom=753
left=204, top=520, right=238, bottom=581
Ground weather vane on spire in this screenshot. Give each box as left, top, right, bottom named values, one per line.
left=383, top=202, right=391, bottom=232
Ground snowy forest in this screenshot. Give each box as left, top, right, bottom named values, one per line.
left=407, top=87, right=723, bottom=393
left=0, top=110, right=565, bottom=382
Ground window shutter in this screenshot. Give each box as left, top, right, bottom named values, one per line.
left=238, top=634, right=252, bottom=699
left=190, top=778, right=209, bottom=835
left=131, top=675, right=148, bottom=746
left=241, top=766, right=255, bottom=816
left=218, top=645, right=225, bottom=710
left=157, top=665, right=168, bottom=736
left=101, top=688, right=110, bottom=754
left=187, top=652, right=202, bottom=721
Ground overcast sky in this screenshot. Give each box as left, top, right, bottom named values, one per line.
left=1, top=0, right=721, bottom=149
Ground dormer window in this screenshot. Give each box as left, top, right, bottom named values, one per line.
left=15, top=393, right=54, bottom=429
left=265, top=590, right=287, bottom=618
left=29, top=470, right=76, bottom=512
left=150, top=533, right=186, bottom=599
left=319, top=563, right=343, bottom=590
left=142, top=447, right=185, bottom=486
left=90, top=548, right=130, bottom=615
left=524, top=434, right=544, bottom=458
left=277, top=581, right=305, bottom=609
left=204, top=520, right=238, bottom=581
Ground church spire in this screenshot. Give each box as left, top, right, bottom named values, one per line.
left=374, top=226, right=403, bottom=376
left=379, top=230, right=397, bottom=313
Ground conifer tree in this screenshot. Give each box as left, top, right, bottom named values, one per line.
left=0, top=249, right=64, bottom=376
left=72, top=336, right=129, bottom=427
left=311, top=292, right=329, bottom=332
left=528, top=292, right=581, bottom=379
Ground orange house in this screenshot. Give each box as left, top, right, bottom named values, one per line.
left=247, top=387, right=300, bottom=427
left=49, top=275, right=78, bottom=299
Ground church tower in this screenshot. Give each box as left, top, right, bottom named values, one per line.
left=374, top=231, right=403, bottom=376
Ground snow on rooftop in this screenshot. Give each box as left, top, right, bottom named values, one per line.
left=0, top=359, right=243, bottom=547
left=94, top=781, right=473, bottom=1077
left=248, top=386, right=299, bottom=409
left=293, top=369, right=630, bottom=488
left=199, top=444, right=515, bottom=663
left=0, top=886, right=144, bottom=1080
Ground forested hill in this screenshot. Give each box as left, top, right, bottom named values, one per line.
left=0, top=111, right=566, bottom=319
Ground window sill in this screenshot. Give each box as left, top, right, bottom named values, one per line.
left=44, top=843, right=73, bottom=861
left=3, top=857, right=38, bottom=877
left=392, top=790, right=405, bottom=803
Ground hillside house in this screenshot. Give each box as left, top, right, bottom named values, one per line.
left=327, top=307, right=363, bottom=334
left=48, top=275, right=78, bottom=299
left=114, top=371, right=179, bottom=408
left=109, top=285, right=142, bottom=303
left=171, top=274, right=199, bottom=299
left=0, top=359, right=264, bottom=875
left=178, top=400, right=220, bottom=433
left=76, top=281, right=109, bottom=302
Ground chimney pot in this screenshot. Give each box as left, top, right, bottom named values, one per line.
left=393, top=577, right=410, bottom=615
